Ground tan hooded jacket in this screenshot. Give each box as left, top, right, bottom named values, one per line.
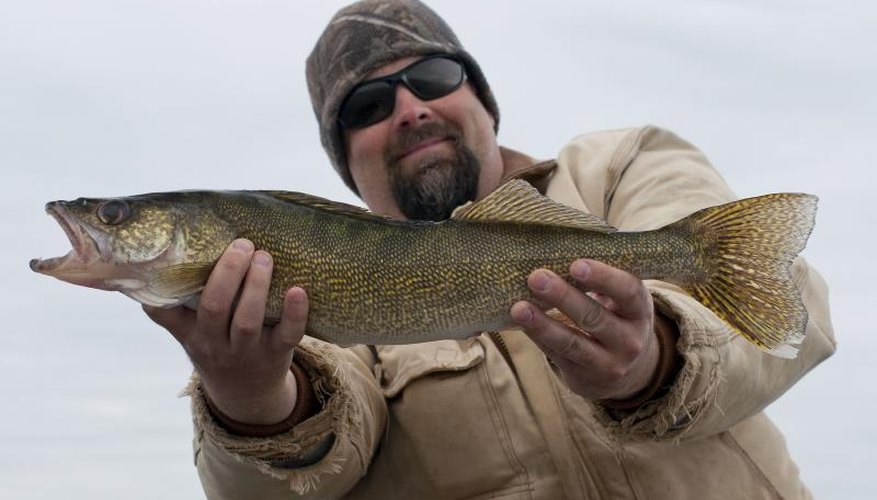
left=187, top=126, right=836, bottom=499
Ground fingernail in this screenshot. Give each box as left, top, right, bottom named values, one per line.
left=233, top=239, right=253, bottom=251
left=253, top=251, right=271, bottom=267
left=532, top=271, right=551, bottom=292
left=571, top=260, right=590, bottom=280
left=288, top=287, right=306, bottom=303
left=512, top=302, right=534, bottom=325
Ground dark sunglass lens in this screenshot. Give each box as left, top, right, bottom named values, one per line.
left=339, top=81, right=395, bottom=128
left=406, top=57, right=464, bottom=100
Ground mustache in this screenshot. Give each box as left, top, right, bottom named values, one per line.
left=384, top=122, right=463, bottom=165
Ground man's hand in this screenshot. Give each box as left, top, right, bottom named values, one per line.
left=144, top=239, right=309, bottom=425
left=510, top=259, right=659, bottom=401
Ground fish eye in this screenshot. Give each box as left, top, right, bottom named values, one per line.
left=97, top=199, right=132, bottom=226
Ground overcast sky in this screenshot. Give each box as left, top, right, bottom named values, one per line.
left=1, top=1, right=874, bottom=499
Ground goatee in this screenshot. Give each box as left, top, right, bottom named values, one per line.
left=385, top=123, right=481, bottom=222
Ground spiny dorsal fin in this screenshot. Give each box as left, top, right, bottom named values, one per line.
left=257, top=191, right=371, bottom=216
left=451, top=179, right=617, bottom=232
left=152, top=262, right=214, bottom=298
left=255, top=191, right=399, bottom=224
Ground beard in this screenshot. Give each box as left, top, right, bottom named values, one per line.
left=385, top=122, right=481, bottom=221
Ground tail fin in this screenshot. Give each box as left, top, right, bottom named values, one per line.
left=672, top=193, right=818, bottom=358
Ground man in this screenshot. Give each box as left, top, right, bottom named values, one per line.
left=145, top=1, right=836, bottom=498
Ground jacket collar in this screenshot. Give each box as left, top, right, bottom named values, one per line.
left=499, top=146, right=557, bottom=194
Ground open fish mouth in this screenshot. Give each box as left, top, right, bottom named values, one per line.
left=29, top=202, right=102, bottom=278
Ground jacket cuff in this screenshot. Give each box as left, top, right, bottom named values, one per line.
left=187, top=342, right=340, bottom=462
left=599, top=308, right=682, bottom=411
left=591, top=282, right=726, bottom=440
left=187, top=338, right=383, bottom=495
left=203, top=361, right=319, bottom=438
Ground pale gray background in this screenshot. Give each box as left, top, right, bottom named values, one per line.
left=1, top=1, right=873, bottom=498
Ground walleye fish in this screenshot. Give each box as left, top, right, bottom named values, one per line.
left=30, top=180, right=817, bottom=357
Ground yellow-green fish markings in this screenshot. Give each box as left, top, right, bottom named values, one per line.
left=31, top=180, right=817, bottom=358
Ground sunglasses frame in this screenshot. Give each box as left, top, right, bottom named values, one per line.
left=338, top=54, right=467, bottom=129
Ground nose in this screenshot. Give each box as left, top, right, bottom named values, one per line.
left=392, top=85, right=434, bottom=128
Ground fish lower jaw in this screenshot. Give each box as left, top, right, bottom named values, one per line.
left=29, top=250, right=99, bottom=276
left=30, top=253, right=144, bottom=291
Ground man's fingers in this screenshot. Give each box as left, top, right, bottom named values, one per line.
left=270, top=287, right=308, bottom=351
left=510, top=300, right=608, bottom=367
left=528, top=268, right=612, bottom=337
left=143, top=304, right=196, bottom=344
left=196, top=239, right=255, bottom=337
left=570, top=259, right=652, bottom=320
left=230, top=250, right=273, bottom=351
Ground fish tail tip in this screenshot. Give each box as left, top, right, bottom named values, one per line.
left=767, top=343, right=800, bottom=359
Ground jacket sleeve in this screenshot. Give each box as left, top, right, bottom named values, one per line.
left=553, top=125, right=836, bottom=440
left=187, top=338, right=386, bottom=499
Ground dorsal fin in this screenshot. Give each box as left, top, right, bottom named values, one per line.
left=254, top=190, right=399, bottom=224
left=451, top=179, right=617, bottom=232
left=257, top=190, right=370, bottom=216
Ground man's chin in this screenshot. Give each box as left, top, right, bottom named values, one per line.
left=389, top=137, right=481, bottom=221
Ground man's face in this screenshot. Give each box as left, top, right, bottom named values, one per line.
left=344, top=56, right=503, bottom=221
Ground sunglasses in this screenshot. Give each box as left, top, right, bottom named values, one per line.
left=338, top=55, right=467, bottom=129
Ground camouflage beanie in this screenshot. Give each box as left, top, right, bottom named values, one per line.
left=306, top=0, right=500, bottom=194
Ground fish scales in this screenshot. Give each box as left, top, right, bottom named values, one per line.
left=215, top=196, right=703, bottom=345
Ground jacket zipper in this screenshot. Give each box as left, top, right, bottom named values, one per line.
left=488, top=331, right=518, bottom=377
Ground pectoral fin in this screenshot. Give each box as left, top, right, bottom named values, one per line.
left=152, top=262, right=214, bottom=298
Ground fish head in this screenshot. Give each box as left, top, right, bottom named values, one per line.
left=30, top=193, right=236, bottom=307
